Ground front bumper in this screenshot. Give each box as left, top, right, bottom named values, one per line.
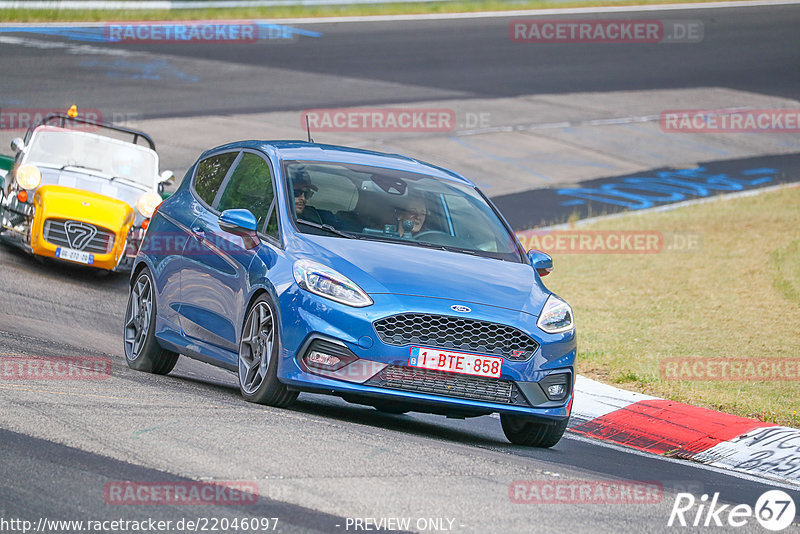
left=277, top=289, right=576, bottom=420
left=28, top=185, right=135, bottom=270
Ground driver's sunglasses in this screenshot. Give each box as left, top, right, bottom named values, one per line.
left=294, top=188, right=314, bottom=199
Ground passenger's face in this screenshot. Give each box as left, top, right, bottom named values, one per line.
left=400, top=202, right=427, bottom=232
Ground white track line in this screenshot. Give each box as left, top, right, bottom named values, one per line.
left=0, top=35, right=138, bottom=55
left=271, top=0, right=800, bottom=23
left=0, top=0, right=799, bottom=23
left=455, top=107, right=759, bottom=137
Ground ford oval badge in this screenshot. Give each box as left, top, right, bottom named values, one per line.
left=450, top=305, right=471, bottom=313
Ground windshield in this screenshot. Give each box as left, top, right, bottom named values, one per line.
left=284, top=160, right=523, bottom=262
left=24, top=128, right=158, bottom=188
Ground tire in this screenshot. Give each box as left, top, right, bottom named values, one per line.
left=500, top=413, right=569, bottom=448
left=123, top=267, right=179, bottom=375
left=238, top=294, right=298, bottom=408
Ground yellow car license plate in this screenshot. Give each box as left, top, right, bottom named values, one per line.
left=55, top=247, right=94, bottom=265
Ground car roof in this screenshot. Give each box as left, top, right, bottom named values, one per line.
left=203, top=140, right=474, bottom=186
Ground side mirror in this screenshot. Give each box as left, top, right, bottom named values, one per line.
left=527, top=249, right=553, bottom=277
left=10, top=138, right=25, bottom=154
left=219, top=209, right=260, bottom=250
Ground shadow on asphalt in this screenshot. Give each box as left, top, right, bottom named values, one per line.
left=164, top=367, right=517, bottom=450
left=0, top=241, right=129, bottom=289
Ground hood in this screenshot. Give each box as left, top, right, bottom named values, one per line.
left=35, top=166, right=152, bottom=223
left=293, top=235, right=550, bottom=317
left=35, top=185, right=135, bottom=230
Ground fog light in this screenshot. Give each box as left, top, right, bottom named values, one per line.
left=302, top=339, right=358, bottom=372
left=307, top=351, right=341, bottom=368
left=540, top=372, right=571, bottom=401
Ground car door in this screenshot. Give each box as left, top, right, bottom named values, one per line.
left=180, top=150, right=276, bottom=364
left=139, top=163, right=200, bottom=330
left=174, top=150, right=239, bottom=349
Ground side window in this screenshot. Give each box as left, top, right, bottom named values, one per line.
left=216, top=152, right=275, bottom=229
left=264, top=206, right=279, bottom=239
left=193, top=152, right=238, bottom=206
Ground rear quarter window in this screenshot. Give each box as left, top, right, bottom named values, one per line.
left=193, top=152, right=238, bottom=206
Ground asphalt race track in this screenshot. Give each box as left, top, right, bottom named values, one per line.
left=0, top=4, right=798, bottom=117
left=1, top=3, right=800, bottom=533
left=1, top=248, right=799, bottom=531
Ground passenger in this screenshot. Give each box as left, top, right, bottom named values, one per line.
left=397, top=196, right=427, bottom=237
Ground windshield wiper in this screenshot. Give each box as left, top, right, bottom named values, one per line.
left=61, top=164, right=102, bottom=172
left=407, top=240, right=478, bottom=255
left=110, top=176, right=148, bottom=189
left=296, top=219, right=356, bottom=239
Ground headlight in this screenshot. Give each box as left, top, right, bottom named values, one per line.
left=16, top=164, right=41, bottom=190
left=537, top=294, right=574, bottom=334
left=293, top=259, right=373, bottom=308
left=136, top=192, right=162, bottom=218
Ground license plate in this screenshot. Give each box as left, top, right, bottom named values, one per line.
left=55, top=247, right=94, bottom=265
left=408, top=346, right=502, bottom=379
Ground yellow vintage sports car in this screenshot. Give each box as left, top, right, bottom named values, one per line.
left=0, top=110, right=173, bottom=271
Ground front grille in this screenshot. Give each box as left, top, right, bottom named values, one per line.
left=373, top=313, right=539, bottom=361
left=43, top=219, right=115, bottom=254
left=367, top=365, right=528, bottom=406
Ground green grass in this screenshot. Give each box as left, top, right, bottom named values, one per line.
left=540, top=185, right=800, bottom=428
left=0, top=0, right=753, bottom=22
left=770, top=238, right=800, bottom=306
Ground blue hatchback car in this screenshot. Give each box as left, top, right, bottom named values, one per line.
left=124, top=141, right=576, bottom=447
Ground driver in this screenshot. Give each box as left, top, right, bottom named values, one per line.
left=292, top=169, right=322, bottom=223
left=397, top=196, right=427, bottom=237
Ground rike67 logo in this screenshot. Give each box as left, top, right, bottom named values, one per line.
left=668, top=490, right=796, bottom=531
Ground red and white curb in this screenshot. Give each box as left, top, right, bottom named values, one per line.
left=570, top=376, right=800, bottom=486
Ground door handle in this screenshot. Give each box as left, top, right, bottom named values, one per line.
left=191, top=227, right=205, bottom=241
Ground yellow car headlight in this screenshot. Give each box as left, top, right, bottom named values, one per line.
left=136, top=192, right=162, bottom=218
left=16, top=164, right=42, bottom=190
